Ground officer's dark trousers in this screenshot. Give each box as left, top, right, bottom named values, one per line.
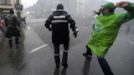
left=86, top=46, right=114, bottom=75
left=8, top=37, right=19, bottom=47
left=53, top=42, right=69, bottom=68
left=6, top=28, right=20, bottom=47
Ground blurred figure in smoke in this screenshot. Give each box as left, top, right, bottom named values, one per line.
left=23, top=17, right=26, bottom=24
left=0, top=17, right=3, bottom=31
left=0, top=16, right=4, bottom=33
left=45, top=3, right=78, bottom=68
left=5, top=9, right=21, bottom=47
left=83, top=1, right=134, bottom=75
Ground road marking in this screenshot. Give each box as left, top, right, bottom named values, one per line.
left=128, top=39, right=134, bottom=47
left=29, top=44, right=48, bottom=53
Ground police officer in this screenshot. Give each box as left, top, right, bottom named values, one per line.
left=45, top=4, right=78, bottom=68
left=5, top=9, right=21, bottom=47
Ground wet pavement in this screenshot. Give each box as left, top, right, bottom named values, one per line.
left=0, top=18, right=134, bottom=75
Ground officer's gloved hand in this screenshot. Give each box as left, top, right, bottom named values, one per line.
left=17, top=26, right=21, bottom=31
left=48, top=27, right=52, bottom=31
left=73, top=29, right=79, bottom=38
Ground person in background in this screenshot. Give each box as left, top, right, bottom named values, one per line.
left=5, top=9, right=21, bottom=47
left=0, top=16, right=3, bottom=31
left=0, top=16, right=5, bottom=33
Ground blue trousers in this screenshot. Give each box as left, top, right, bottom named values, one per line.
left=86, top=46, right=114, bottom=75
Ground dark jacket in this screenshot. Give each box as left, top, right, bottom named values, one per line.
left=5, top=14, right=20, bottom=28
left=45, top=9, right=77, bottom=44
left=5, top=14, right=20, bottom=38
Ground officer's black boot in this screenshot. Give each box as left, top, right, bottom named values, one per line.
left=15, top=37, right=19, bottom=44
left=9, top=39, right=13, bottom=48
left=62, top=50, right=68, bottom=68
left=54, top=55, right=60, bottom=68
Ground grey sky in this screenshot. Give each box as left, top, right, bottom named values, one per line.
left=21, top=0, right=38, bottom=8
left=21, top=0, right=134, bottom=8
left=106, top=0, right=134, bottom=2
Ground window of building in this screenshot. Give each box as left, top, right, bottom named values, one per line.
left=0, top=0, right=11, bottom=5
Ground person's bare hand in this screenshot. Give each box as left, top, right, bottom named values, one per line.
left=116, top=1, right=129, bottom=7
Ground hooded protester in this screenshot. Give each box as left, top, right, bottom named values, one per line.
left=5, top=9, right=21, bottom=47
left=45, top=3, right=78, bottom=68
left=83, top=1, right=134, bottom=75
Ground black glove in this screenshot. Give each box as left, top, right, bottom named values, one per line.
left=48, top=27, right=52, bottom=31
left=73, top=31, right=78, bottom=38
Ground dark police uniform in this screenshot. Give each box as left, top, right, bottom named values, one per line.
left=5, top=14, right=20, bottom=47
left=45, top=8, right=77, bottom=68
left=5, top=14, right=20, bottom=38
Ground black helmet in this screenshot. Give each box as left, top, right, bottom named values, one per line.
left=57, top=3, right=64, bottom=10
left=9, top=9, right=14, bottom=14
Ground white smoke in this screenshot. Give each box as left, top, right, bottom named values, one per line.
left=105, top=0, right=134, bottom=3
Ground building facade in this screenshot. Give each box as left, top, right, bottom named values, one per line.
left=0, top=0, right=17, bottom=16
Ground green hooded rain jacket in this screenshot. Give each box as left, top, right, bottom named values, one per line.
left=87, top=2, right=134, bottom=57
